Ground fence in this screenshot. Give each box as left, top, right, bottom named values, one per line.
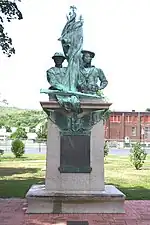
left=0, top=139, right=47, bottom=153
left=1, top=139, right=150, bottom=153
left=106, top=139, right=150, bottom=148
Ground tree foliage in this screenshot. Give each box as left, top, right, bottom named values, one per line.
left=0, top=93, right=8, bottom=105
left=102, top=109, right=111, bottom=123
left=36, top=120, right=48, bottom=142
left=0, top=149, right=4, bottom=161
left=5, top=125, right=11, bottom=132
left=0, top=0, right=23, bottom=57
left=130, top=142, right=147, bottom=170
left=0, top=106, right=46, bottom=130
left=104, top=140, right=109, bottom=158
left=146, top=108, right=150, bottom=112
left=10, top=127, right=27, bottom=139
left=11, top=139, right=25, bottom=158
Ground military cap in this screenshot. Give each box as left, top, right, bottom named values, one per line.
left=81, top=50, right=95, bottom=58
left=52, top=52, right=66, bottom=59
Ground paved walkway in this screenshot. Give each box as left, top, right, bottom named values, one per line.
left=0, top=199, right=150, bottom=225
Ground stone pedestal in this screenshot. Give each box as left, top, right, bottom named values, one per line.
left=26, top=185, right=125, bottom=213
left=45, top=121, right=104, bottom=192
left=26, top=99, right=125, bottom=213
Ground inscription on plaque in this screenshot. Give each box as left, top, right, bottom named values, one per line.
left=67, top=221, right=89, bottom=225
left=59, top=135, right=92, bottom=173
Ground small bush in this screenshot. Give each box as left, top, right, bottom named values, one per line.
left=130, top=142, right=147, bottom=170
left=11, top=139, right=25, bottom=158
left=0, top=149, right=4, bottom=161
left=104, top=141, right=109, bottom=158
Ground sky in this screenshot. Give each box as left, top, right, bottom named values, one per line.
left=0, top=0, right=150, bottom=111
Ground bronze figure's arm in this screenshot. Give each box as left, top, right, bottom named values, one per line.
left=98, top=68, right=108, bottom=90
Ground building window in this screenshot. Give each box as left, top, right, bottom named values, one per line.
left=125, top=115, right=132, bottom=123
left=132, top=127, right=136, bottom=136
left=144, top=116, right=148, bottom=123
left=141, top=116, right=144, bottom=123
left=133, top=116, right=137, bottom=123
left=144, top=127, right=150, bottom=139
left=111, top=115, right=121, bottom=123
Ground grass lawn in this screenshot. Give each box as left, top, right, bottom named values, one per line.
left=0, top=153, right=150, bottom=199
left=0, top=153, right=46, bottom=198
left=105, top=155, right=150, bottom=200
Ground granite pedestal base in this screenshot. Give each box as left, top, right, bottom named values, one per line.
left=26, top=99, right=126, bottom=214
left=26, top=184, right=125, bottom=214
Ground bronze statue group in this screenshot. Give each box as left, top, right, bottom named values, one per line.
left=43, top=6, right=108, bottom=113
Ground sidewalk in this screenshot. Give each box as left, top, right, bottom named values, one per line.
left=0, top=199, right=150, bottom=225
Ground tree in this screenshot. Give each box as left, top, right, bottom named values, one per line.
left=130, top=142, right=147, bottom=170
left=29, top=127, right=36, bottom=133
left=104, top=140, right=109, bottom=158
left=11, top=139, right=25, bottom=158
left=0, top=121, right=4, bottom=128
left=36, top=121, right=48, bottom=142
left=0, top=0, right=23, bottom=57
left=0, top=93, right=8, bottom=105
left=0, top=149, right=4, bottom=161
left=0, top=106, right=46, bottom=129
left=5, top=125, right=11, bottom=132
left=146, top=108, right=150, bottom=112
left=102, top=109, right=111, bottom=123
left=10, top=127, right=27, bottom=139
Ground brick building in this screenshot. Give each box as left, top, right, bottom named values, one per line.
left=105, top=110, right=150, bottom=143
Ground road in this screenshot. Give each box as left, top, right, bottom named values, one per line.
left=1, top=143, right=150, bottom=155
left=110, top=148, right=150, bottom=155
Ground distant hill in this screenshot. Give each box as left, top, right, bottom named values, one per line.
left=0, top=106, right=46, bottom=130
left=0, top=106, right=23, bottom=115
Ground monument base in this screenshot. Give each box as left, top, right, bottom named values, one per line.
left=26, top=184, right=125, bottom=214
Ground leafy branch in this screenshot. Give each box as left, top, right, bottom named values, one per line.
left=0, top=0, right=23, bottom=57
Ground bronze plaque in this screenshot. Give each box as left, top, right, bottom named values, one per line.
left=59, top=135, right=91, bottom=173
left=67, top=221, right=89, bottom=225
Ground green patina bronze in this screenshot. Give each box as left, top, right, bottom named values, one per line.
left=40, top=6, right=110, bottom=173
left=40, top=6, right=108, bottom=112
left=43, top=109, right=109, bottom=135
left=40, top=89, right=102, bottom=99
left=58, top=166, right=92, bottom=173
left=78, top=50, right=108, bottom=94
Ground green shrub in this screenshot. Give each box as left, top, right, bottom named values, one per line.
left=104, top=141, right=109, bottom=158
left=130, top=142, right=147, bottom=170
left=11, top=139, right=25, bottom=158
left=0, top=149, right=4, bottom=161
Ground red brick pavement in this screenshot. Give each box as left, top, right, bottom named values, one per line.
left=0, top=199, right=150, bottom=225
